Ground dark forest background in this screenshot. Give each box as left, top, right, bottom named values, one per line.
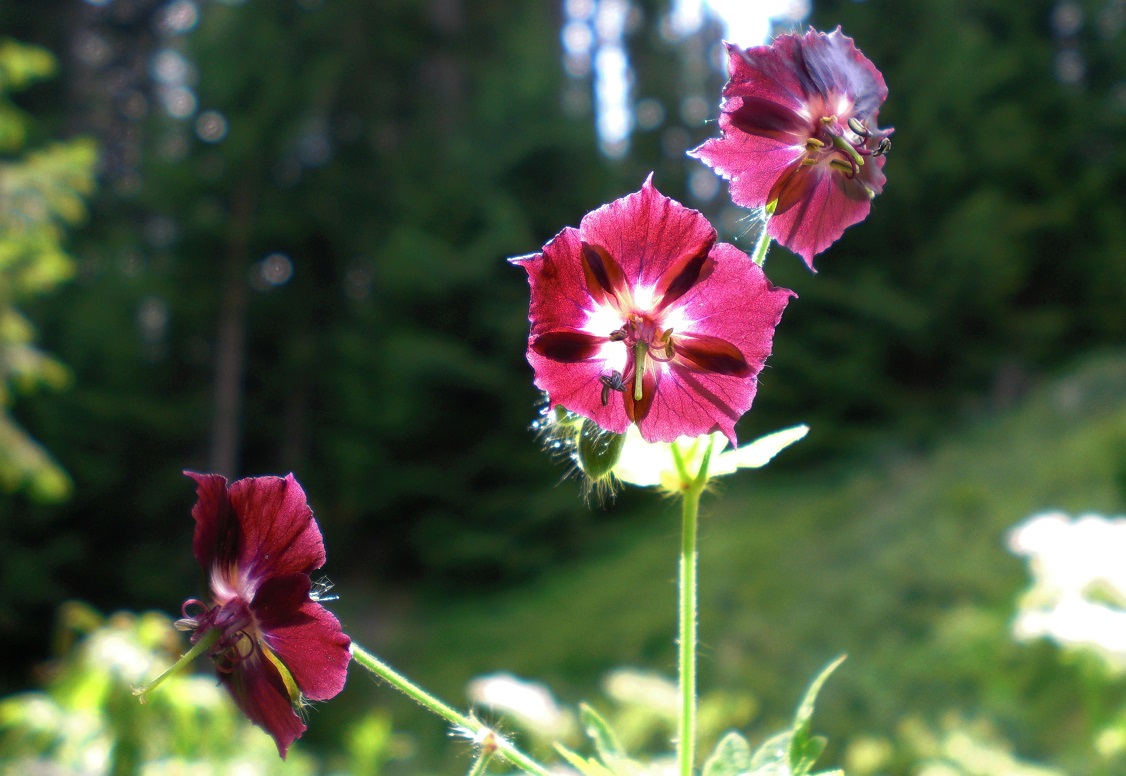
left=1, top=0, right=1125, bottom=771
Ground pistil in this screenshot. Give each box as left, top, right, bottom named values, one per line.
left=633, top=341, right=648, bottom=401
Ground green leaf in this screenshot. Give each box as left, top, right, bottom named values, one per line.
left=749, top=730, right=792, bottom=771
left=554, top=743, right=617, bottom=776
left=790, top=734, right=827, bottom=775
left=743, top=657, right=846, bottom=776
left=703, top=731, right=751, bottom=776
left=788, top=655, right=846, bottom=775
left=793, top=655, right=846, bottom=733
left=579, top=703, right=625, bottom=762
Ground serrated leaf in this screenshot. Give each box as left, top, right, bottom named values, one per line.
left=703, top=731, right=751, bottom=776
left=579, top=703, right=625, bottom=762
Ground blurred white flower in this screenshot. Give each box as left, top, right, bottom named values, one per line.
left=602, top=668, right=678, bottom=717
left=1008, top=511, right=1126, bottom=669
left=466, top=672, right=574, bottom=739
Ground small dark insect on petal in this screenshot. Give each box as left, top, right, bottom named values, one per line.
left=599, top=370, right=626, bottom=405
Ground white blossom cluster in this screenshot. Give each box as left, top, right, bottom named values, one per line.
left=1008, top=511, right=1126, bottom=670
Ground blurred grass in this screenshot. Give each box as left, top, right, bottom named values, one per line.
left=350, top=352, right=1126, bottom=772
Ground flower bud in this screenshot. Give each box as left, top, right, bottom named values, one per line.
left=576, top=418, right=625, bottom=482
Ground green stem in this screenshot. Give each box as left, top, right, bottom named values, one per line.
left=466, top=746, right=495, bottom=776
left=350, top=644, right=550, bottom=776
left=133, top=628, right=220, bottom=702
left=751, top=228, right=772, bottom=267
left=676, top=442, right=712, bottom=776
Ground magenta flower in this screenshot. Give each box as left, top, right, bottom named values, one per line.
left=512, top=176, right=793, bottom=445
left=690, top=27, right=892, bottom=268
left=178, top=472, right=351, bottom=758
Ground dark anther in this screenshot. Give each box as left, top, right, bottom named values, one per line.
left=847, top=117, right=870, bottom=137
left=873, top=137, right=892, bottom=156
left=608, top=328, right=628, bottom=342
left=599, top=370, right=626, bottom=405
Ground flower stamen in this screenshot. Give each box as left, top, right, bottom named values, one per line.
left=847, top=117, right=870, bottom=137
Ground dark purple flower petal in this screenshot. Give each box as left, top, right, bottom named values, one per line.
left=580, top=242, right=629, bottom=305
left=578, top=173, right=716, bottom=290
left=186, top=471, right=237, bottom=571
left=726, top=95, right=808, bottom=142
left=254, top=575, right=351, bottom=702
left=513, top=178, right=793, bottom=444
left=653, top=245, right=712, bottom=315
left=227, top=474, right=326, bottom=582
left=690, top=27, right=892, bottom=268
left=221, top=650, right=307, bottom=759
left=181, top=472, right=349, bottom=758
left=674, top=334, right=750, bottom=376
left=531, top=330, right=606, bottom=362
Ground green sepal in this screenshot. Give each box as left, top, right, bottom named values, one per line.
left=577, top=419, right=625, bottom=480
left=702, top=731, right=751, bottom=776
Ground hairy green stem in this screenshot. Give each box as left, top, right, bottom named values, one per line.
left=350, top=643, right=550, bottom=776
left=466, top=746, right=495, bottom=776
left=133, top=628, right=220, bottom=702
left=674, top=441, right=712, bottom=776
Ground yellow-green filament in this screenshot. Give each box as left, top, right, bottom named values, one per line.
left=262, top=642, right=306, bottom=710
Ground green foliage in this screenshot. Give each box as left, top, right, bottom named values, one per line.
left=702, top=656, right=845, bottom=776
left=0, top=602, right=318, bottom=774
left=0, top=602, right=404, bottom=774
left=549, top=660, right=844, bottom=776
left=0, top=38, right=95, bottom=501
left=0, top=38, right=56, bottom=151
left=555, top=705, right=632, bottom=776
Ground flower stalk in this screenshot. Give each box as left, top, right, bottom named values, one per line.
left=674, top=439, right=713, bottom=776
left=350, top=644, right=550, bottom=776
left=132, top=627, right=220, bottom=703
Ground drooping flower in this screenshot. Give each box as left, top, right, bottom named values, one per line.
left=173, top=472, right=351, bottom=758
left=690, top=27, right=892, bottom=268
left=511, top=176, right=793, bottom=445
